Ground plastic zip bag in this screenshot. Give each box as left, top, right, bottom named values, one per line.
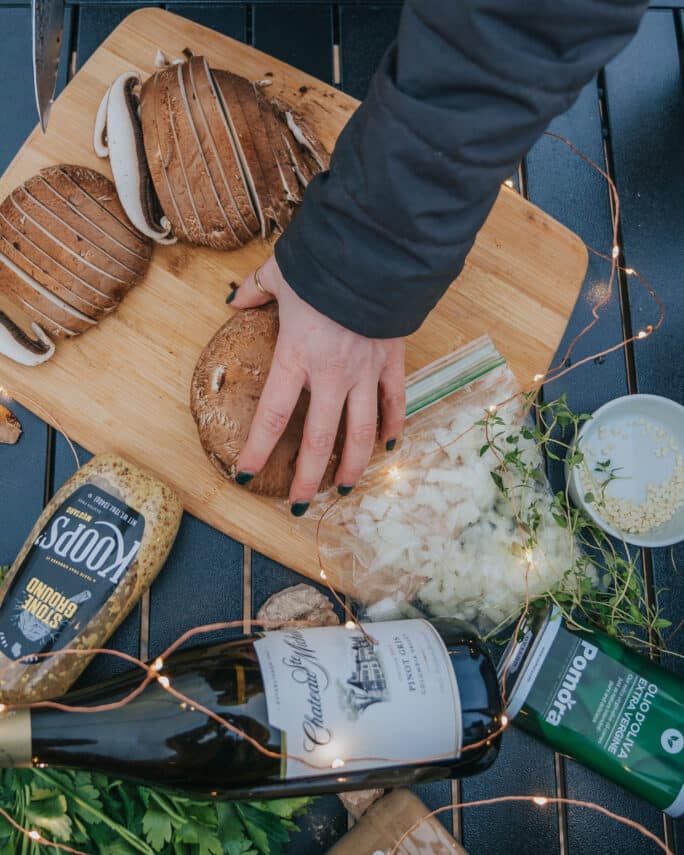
left=316, top=337, right=584, bottom=631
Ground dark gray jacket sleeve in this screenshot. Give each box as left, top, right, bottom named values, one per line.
left=274, top=0, right=647, bottom=338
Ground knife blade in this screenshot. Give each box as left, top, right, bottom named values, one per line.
left=32, top=0, right=65, bottom=132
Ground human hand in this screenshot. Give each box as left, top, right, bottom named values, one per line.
left=230, top=255, right=406, bottom=515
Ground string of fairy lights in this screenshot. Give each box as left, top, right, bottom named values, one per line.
left=0, top=129, right=674, bottom=853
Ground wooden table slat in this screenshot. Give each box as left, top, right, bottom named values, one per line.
left=252, top=3, right=334, bottom=82
left=604, top=10, right=684, bottom=851
left=338, top=4, right=402, bottom=100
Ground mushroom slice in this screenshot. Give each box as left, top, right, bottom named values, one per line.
left=280, top=123, right=315, bottom=189
left=93, top=86, right=110, bottom=158
left=101, top=71, right=176, bottom=245
left=0, top=311, right=54, bottom=366
left=271, top=98, right=329, bottom=172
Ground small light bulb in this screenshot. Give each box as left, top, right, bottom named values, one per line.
left=151, top=657, right=164, bottom=672
left=320, top=570, right=327, bottom=581
left=625, top=267, right=636, bottom=276
left=504, top=179, right=515, bottom=188
left=29, top=831, right=41, bottom=841
left=345, top=620, right=356, bottom=630
left=533, top=373, right=544, bottom=382
left=533, top=796, right=548, bottom=806
left=158, top=675, right=171, bottom=689
left=611, top=245, right=620, bottom=259
left=331, top=758, right=345, bottom=769
left=501, top=714, right=509, bottom=727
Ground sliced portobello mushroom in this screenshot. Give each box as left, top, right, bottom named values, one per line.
left=0, top=311, right=54, bottom=366
left=184, top=58, right=256, bottom=246
left=94, top=72, right=176, bottom=245
left=190, top=58, right=261, bottom=238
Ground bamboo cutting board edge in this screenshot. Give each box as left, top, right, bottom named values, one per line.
left=0, top=8, right=588, bottom=598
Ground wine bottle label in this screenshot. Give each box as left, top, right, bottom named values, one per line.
left=503, top=606, right=684, bottom=817
left=0, top=709, right=31, bottom=767
left=255, top=619, right=462, bottom=779
left=0, top=484, right=144, bottom=662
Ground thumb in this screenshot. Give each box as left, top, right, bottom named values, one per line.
left=228, top=267, right=275, bottom=309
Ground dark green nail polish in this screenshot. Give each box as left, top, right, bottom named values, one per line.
left=235, top=471, right=254, bottom=486
left=291, top=502, right=310, bottom=517
left=337, top=484, right=354, bottom=496
left=226, top=283, right=239, bottom=304
left=385, top=438, right=397, bottom=451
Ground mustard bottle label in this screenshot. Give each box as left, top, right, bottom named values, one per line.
left=0, top=484, right=144, bottom=661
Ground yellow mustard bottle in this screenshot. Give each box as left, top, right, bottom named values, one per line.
left=0, top=454, right=182, bottom=703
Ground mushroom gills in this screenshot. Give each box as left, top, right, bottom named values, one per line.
left=102, top=71, right=177, bottom=245
left=0, top=310, right=55, bottom=365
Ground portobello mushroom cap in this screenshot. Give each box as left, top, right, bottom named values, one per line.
left=191, top=304, right=344, bottom=498
left=0, top=165, right=151, bottom=351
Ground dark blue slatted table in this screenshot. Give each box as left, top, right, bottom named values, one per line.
left=0, top=3, right=682, bottom=853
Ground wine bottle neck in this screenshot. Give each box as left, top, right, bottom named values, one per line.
left=0, top=708, right=32, bottom=767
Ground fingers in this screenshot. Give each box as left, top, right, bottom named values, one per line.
left=236, top=344, right=305, bottom=479
left=228, top=268, right=274, bottom=309
left=335, top=380, right=378, bottom=491
left=379, top=356, right=406, bottom=448
left=289, top=385, right=347, bottom=509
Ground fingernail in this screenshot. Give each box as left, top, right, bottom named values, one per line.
left=226, top=282, right=239, bottom=304
left=385, top=438, right=397, bottom=451
left=235, top=471, right=254, bottom=486
left=291, top=502, right=310, bottom=517
left=337, top=484, right=354, bottom=496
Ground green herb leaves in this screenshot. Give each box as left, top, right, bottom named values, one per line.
left=0, top=766, right=311, bottom=854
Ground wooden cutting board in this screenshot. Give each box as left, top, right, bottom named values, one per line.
left=0, top=8, right=587, bottom=597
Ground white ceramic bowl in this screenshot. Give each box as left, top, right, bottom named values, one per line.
left=567, top=394, right=684, bottom=547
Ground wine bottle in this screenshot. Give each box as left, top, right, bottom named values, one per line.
left=0, top=618, right=503, bottom=799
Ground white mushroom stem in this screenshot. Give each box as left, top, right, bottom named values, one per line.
left=93, top=86, right=111, bottom=158
left=0, top=311, right=55, bottom=366
left=101, top=71, right=177, bottom=245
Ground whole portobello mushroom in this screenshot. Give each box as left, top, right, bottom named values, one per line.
left=95, top=55, right=329, bottom=250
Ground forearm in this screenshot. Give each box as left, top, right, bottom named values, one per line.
left=276, top=0, right=648, bottom=338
